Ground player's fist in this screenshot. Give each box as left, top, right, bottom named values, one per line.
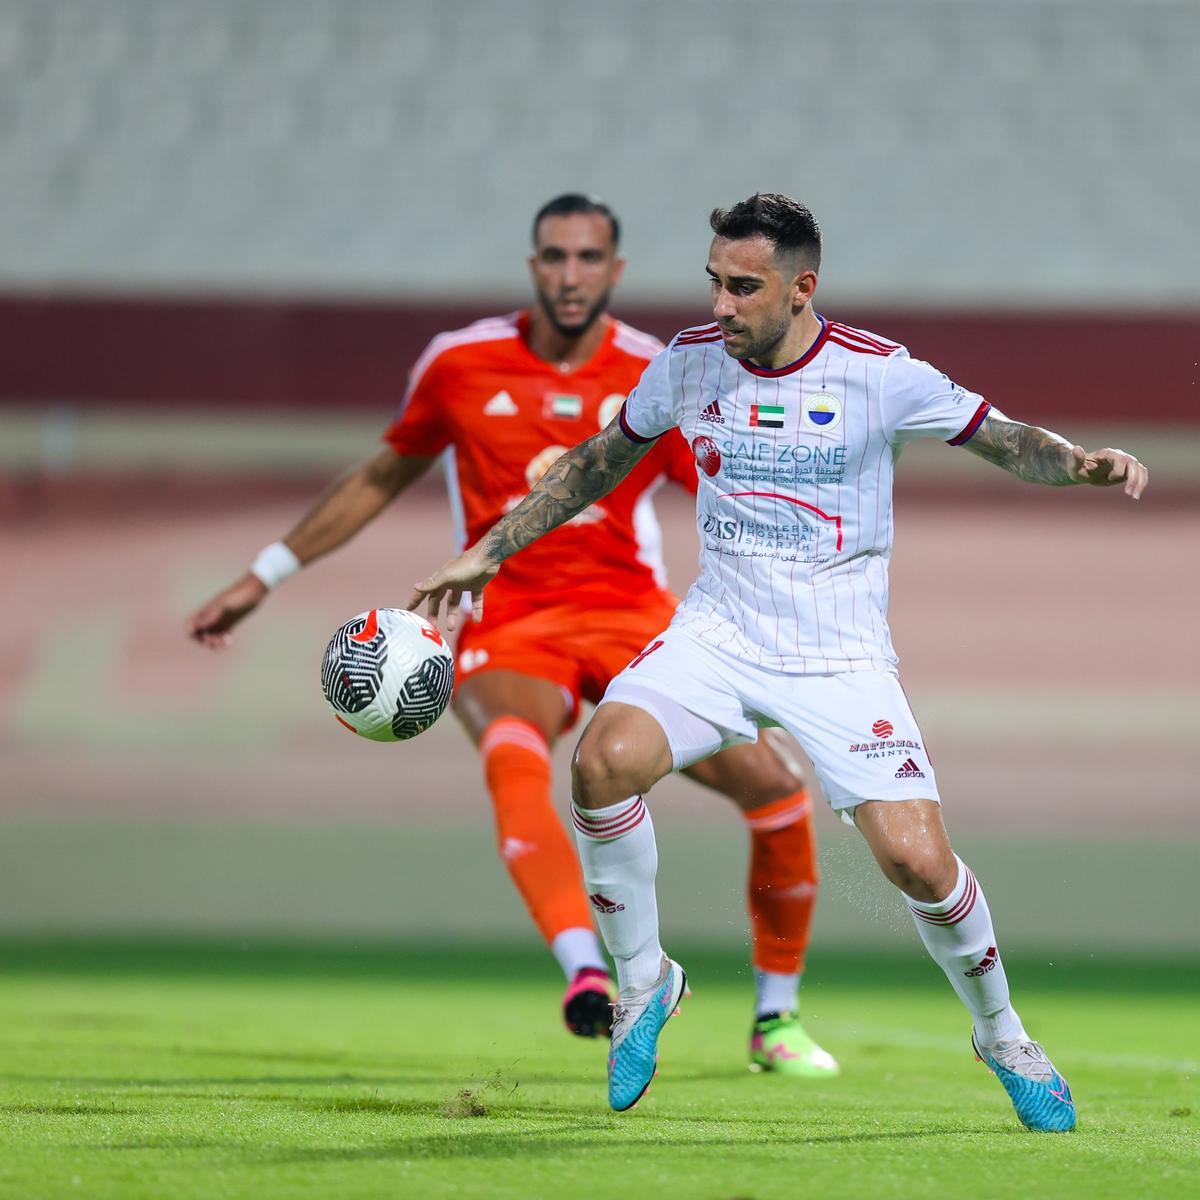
left=186, top=573, right=268, bottom=648
left=409, top=543, right=499, bottom=631
left=1068, top=446, right=1149, bottom=499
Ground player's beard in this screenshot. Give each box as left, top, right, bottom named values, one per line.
left=728, top=307, right=793, bottom=363
left=538, top=288, right=611, bottom=338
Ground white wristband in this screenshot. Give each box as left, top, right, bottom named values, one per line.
left=250, top=541, right=301, bottom=589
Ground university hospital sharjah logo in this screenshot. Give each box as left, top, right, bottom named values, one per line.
left=802, top=392, right=843, bottom=432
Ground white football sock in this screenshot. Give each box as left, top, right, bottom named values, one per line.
left=905, top=856, right=1027, bottom=1046
left=571, top=796, right=664, bottom=993
left=754, top=969, right=801, bottom=1018
left=550, top=927, right=609, bottom=981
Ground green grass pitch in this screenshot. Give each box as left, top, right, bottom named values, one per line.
left=0, top=942, right=1196, bottom=1200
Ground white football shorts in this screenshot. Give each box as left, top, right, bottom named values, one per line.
left=600, top=623, right=941, bottom=816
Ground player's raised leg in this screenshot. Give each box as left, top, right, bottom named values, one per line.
left=854, top=798, right=1076, bottom=1132
left=683, top=734, right=837, bottom=1076
left=455, top=670, right=613, bottom=1036
left=571, top=701, right=684, bottom=1111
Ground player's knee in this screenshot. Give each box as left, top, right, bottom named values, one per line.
left=878, top=844, right=956, bottom=900
left=572, top=726, right=657, bottom=810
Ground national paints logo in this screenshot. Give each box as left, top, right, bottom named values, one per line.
left=802, top=391, right=842, bottom=432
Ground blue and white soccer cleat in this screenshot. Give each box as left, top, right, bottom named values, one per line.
left=973, top=1032, right=1077, bottom=1132
left=607, top=956, right=687, bottom=1111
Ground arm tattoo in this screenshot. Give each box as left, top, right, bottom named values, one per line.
left=480, top=423, right=655, bottom=563
left=963, top=409, right=1078, bottom=486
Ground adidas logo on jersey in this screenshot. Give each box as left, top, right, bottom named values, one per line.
left=699, top=399, right=726, bottom=424
left=484, top=390, right=518, bottom=416
left=588, top=892, right=625, bottom=913
left=894, top=757, right=926, bottom=779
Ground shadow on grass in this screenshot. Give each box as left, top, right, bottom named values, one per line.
left=88, top=1123, right=1005, bottom=1162
left=0, top=1071, right=589, bottom=1089
left=0, top=1102, right=139, bottom=1116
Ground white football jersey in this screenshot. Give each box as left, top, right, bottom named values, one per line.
left=618, top=316, right=990, bottom=673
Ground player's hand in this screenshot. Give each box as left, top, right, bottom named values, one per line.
left=408, top=544, right=499, bottom=631
left=186, top=573, right=268, bottom=649
left=1067, top=446, right=1149, bottom=499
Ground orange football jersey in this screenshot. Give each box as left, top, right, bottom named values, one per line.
left=383, top=311, right=698, bottom=622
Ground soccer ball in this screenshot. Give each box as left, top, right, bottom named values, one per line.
left=320, top=607, right=454, bottom=741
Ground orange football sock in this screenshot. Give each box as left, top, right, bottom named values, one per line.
left=480, top=717, right=594, bottom=945
left=744, top=790, right=818, bottom=975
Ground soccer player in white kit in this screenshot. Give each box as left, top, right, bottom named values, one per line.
left=411, top=193, right=1149, bottom=1130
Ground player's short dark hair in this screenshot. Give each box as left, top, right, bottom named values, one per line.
left=532, top=193, right=621, bottom=248
left=709, top=193, right=821, bottom=270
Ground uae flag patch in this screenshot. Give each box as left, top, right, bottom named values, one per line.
left=749, top=403, right=785, bottom=429
left=544, top=393, right=583, bottom=420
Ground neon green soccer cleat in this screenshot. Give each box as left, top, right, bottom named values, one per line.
left=749, top=1011, right=840, bottom=1076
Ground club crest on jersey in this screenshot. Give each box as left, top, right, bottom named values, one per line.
left=598, top=393, right=625, bottom=430
left=525, top=445, right=569, bottom=489
left=544, top=393, right=583, bottom=420
left=802, top=392, right=842, bottom=432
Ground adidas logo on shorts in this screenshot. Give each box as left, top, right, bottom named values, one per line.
left=894, top=757, right=925, bottom=779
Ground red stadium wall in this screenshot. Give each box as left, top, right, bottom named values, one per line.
left=1, top=294, right=1197, bottom=424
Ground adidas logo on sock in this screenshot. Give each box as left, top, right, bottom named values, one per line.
left=965, top=945, right=998, bottom=976
left=500, top=836, right=536, bottom=863
left=699, top=399, right=725, bottom=424
left=588, top=892, right=625, bottom=913
left=894, top=757, right=925, bottom=779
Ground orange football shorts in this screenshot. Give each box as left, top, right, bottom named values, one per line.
left=453, top=593, right=679, bottom=728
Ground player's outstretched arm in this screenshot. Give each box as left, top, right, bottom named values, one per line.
left=409, top=421, right=655, bottom=628
left=187, top=447, right=434, bottom=649
left=963, top=408, right=1149, bottom=498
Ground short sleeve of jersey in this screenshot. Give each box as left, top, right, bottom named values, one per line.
left=618, top=345, right=676, bottom=443
left=381, top=352, right=452, bottom=457
left=880, top=350, right=991, bottom=447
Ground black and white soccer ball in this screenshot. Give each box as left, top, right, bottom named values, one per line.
left=320, top=607, right=454, bottom=742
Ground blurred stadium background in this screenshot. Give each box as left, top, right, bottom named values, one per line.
left=1, top=0, right=1197, bottom=960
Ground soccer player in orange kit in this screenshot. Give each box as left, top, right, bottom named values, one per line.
left=187, top=195, right=836, bottom=1074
